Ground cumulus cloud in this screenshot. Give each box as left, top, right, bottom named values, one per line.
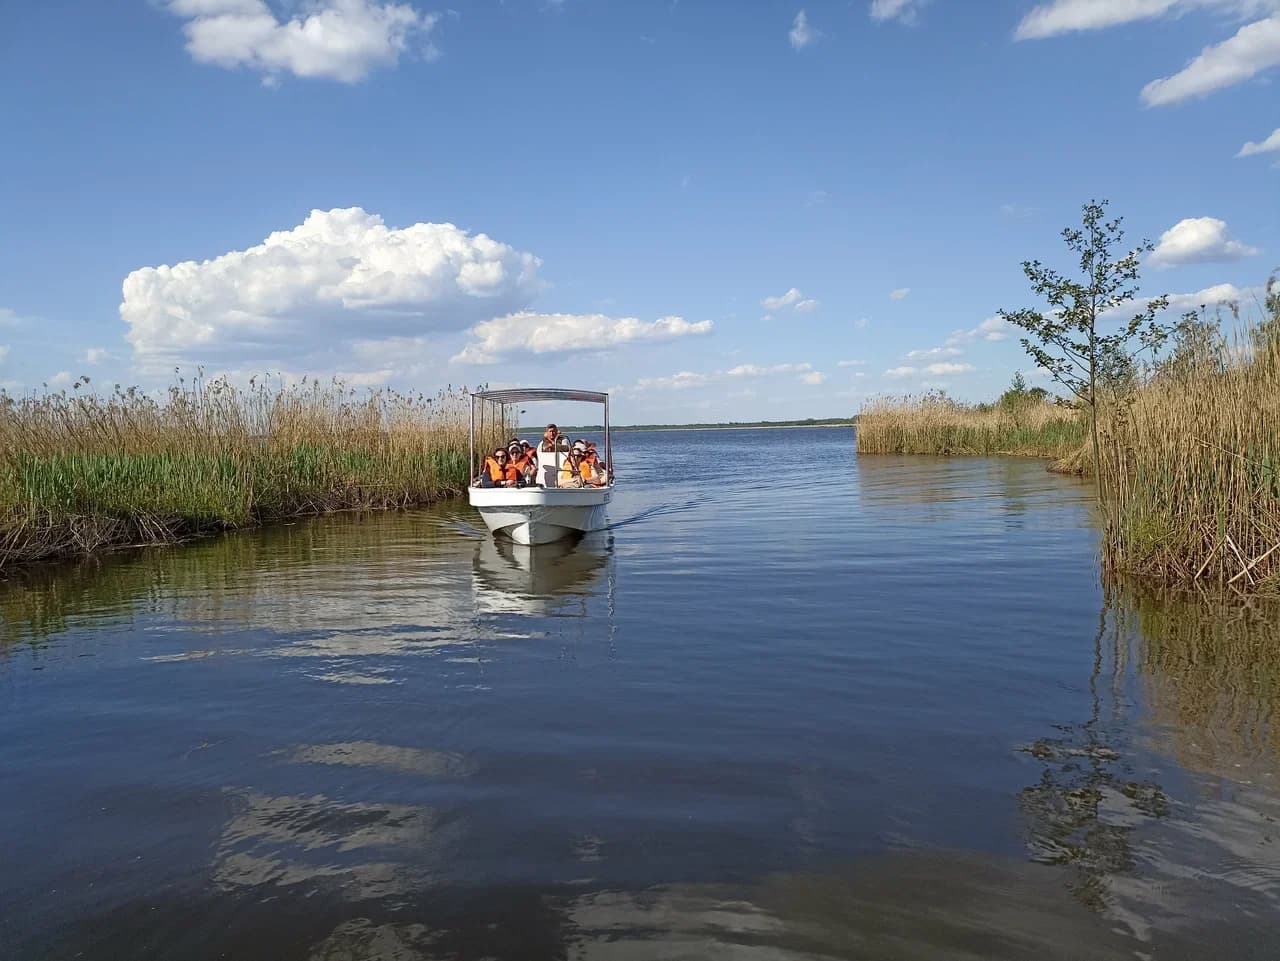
left=1238, top=126, right=1280, bottom=156
left=1149, top=216, right=1260, bottom=267
left=84, top=347, right=113, bottom=364
left=165, top=0, right=437, bottom=83
left=889, top=287, right=911, bottom=300
left=836, top=359, right=867, bottom=367
left=801, top=371, right=827, bottom=385
left=0, top=308, right=23, bottom=328
left=121, top=207, right=541, bottom=368
left=1142, top=14, right=1280, bottom=105
left=47, top=371, right=74, bottom=388
left=0, top=345, right=9, bottom=363
left=761, top=287, right=819, bottom=315
left=905, top=346, right=963, bottom=360
left=946, top=316, right=1011, bottom=346
left=789, top=9, right=817, bottom=50
left=451, top=312, right=712, bottom=364
left=885, top=366, right=916, bottom=377
left=854, top=317, right=870, bottom=329
left=870, top=0, right=927, bottom=24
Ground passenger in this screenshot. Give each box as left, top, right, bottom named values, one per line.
left=561, top=441, right=607, bottom=487
left=582, top=441, right=610, bottom=484
left=538, top=423, right=560, bottom=452
left=478, top=447, right=520, bottom=488
left=508, top=441, right=536, bottom=486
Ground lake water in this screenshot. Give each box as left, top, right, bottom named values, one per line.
left=3, top=427, right=1279, bottom=960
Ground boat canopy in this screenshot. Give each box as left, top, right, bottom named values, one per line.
left=471, top=388, right=608, bottom=405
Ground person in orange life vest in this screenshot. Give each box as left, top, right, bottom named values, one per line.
left=479, top=447, right=519, bottom=488
left=538, top=423, right=561, bottom=452
left=581, top=440, right=610, bottom=484
left=561, top=441, right=606, bottom=487
left=507, top=441, right=536, bottom=485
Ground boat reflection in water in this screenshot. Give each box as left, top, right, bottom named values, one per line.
left=471, top=531, right=614, bottom=618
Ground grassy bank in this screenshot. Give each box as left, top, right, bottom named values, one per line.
left=1100, top=318, right=1280, bottom=590
left=857, top=392, right=1086, bottom=459
left=0, top=377, right=492, bottom=571
left=858, top=284, right=1280, bottom=591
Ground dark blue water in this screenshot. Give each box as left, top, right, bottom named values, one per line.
left=2, top=428, right=1278, bottom=959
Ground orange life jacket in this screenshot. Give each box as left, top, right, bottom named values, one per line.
left=559, top=457, right=593, bottom=482
left=484, top=457, right=519, bottom=484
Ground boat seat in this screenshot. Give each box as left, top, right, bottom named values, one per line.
left=537, top=449, right=565, bottom=487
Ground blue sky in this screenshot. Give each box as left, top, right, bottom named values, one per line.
left=1, top=0, right=1277, bottom=423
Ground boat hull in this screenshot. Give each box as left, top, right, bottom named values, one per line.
left=468, top=486, right=611, bottom=545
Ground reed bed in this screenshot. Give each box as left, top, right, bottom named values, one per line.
left=0, top=376, right=495, bottom=571
left=857, top=393, right=1086, bottom=459
left=1101, top=326, right=1280, bottom=591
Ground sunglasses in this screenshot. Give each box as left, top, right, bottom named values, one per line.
left=495, top=453, right=508, bottom=459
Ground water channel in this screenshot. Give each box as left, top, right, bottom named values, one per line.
left=2, top=427, right=1278, bottom=959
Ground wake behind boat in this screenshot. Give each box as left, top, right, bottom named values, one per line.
left=468, top=388, right=614, bottom=545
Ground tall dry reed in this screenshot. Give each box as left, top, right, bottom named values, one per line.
left=1101, top=315, right=1280, bottom=590
left=857, top=392, right=1085, bottom=459
left=0, top=375, right=496, bottom=570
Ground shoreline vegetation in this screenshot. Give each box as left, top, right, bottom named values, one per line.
left=860, top=270, right=1280, bottom=593
left=0, top=378, right=494, bottom=573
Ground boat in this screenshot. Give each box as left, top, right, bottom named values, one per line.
left=467, top=388, right=613, bottom=545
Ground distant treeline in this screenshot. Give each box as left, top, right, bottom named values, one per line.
left=523, top=417, right=857, bottom=433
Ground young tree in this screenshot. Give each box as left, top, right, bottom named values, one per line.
left=998, top=200, right=1169, bottom=504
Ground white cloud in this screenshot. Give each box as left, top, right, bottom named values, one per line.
left=854, top=317, right=870, bottom=329
left=1016, top=0, right=1180, bottom=39
left=1164, top=282, right=1250, bottom=313
left=789, top=9, right=817, bottom=50
left=0, top=345, right=9, bottom=363
left=889, top=287, right=911, bottom=300
left=946, top=316, right=1011, bottom=346
left=836, top=359, right=867, bottom=367
left=634, top=371, right=712, bottom=392
left=1099, top=282, right=1251, bottom=320
left=925, top=362, right=975, bottom=375
left=1141, top=14, right=1280, bottom=105
left=905, top=346, right=963, bottom=360
left=870, top=0, right=927, bottom=24
left=451, top=312, right=712, bottom=364
left=627, top=360, right=818, bottom=393
left=84, top=347, right=113, bottom=364
left=1238, top=126, right=1280, bottom=156
left=805, top=189, right=830, bottom=207
left=121, top=207, right=541, bottom=368
left=885, top=361, right=973, bottom=378
left=47, top=371, right=74, bottom=388
left=165, top=0, right=437, bottom=83
left=761, top=287, right=820, bottom=314
left=726, top=362, right=813, bottom=377
left=801, top=371, right=826, bottom=385
left=1149, top=216, right=1260, bottom=267
left=0, top=308, right=23, bottom=328
left=1015, top=1, right=1277, bottom=39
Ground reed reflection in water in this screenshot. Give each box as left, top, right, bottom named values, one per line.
left=2, top=428, right=1280, bottom=960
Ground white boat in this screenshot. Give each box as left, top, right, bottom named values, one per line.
left=467, top=388, right=614, bottom=545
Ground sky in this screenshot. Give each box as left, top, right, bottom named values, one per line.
left=1, top=0, right=1277, bottom=424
